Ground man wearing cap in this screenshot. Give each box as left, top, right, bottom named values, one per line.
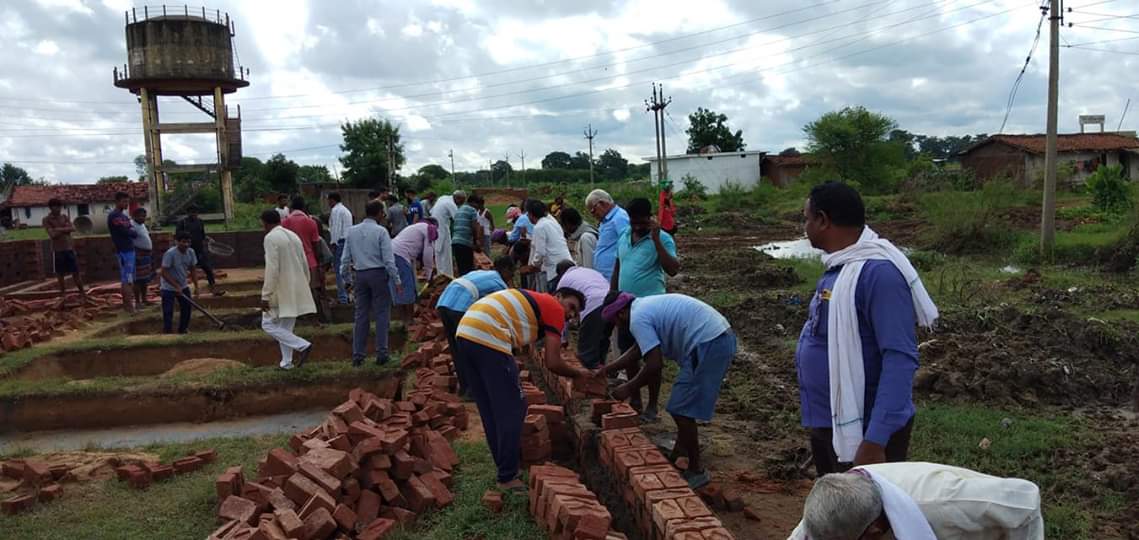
left=597, top=292, right=736, bottom=490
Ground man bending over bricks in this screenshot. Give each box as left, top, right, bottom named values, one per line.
left=455, top=287, right=591, bottom=492
left=435, top=255, right=516, bottom=397
left=596, top=292, right=736, bottom=490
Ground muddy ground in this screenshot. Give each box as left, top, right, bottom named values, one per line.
left=669, top=218, right=1139, bottom=539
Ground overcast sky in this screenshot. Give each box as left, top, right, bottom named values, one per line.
left=1, top=0, right=1135, bottom=183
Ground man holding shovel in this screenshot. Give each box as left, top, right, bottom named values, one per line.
left=157, top=232, right=199, bottom=334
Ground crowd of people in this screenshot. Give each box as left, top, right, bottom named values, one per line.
left=83, top=181, right=1044, bottom=538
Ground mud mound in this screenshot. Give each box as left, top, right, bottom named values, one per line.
left=160, top=358, right=246, bottom=378
left=915, top=306, right=1139, bottom=407
left=679, top=249, right=803, bottom=296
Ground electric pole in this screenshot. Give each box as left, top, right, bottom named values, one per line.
left=385, top=134, right=396, bottom=192
left=504, top=154, right=512, bottom=187
left=448, top=149, right=456, bottom=188
left=518, top=149, right=526, bottom=184
left=1040, top=0, right=1060, bottom=256
left=488, top=160, right=494, bottom=186
left=645, top=83, right=672, bottom=186
left=584, top=124, right=598, bottom=187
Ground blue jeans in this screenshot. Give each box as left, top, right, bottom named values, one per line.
left=457, top=338, right=524, bottom=483
left=353, top=268, right=391, bottom=362
left=161, top=288, right=191, bottom=334
left=333, top=240, right=349, bottom=303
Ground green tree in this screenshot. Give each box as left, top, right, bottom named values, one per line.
left=685, top=107, right=745, bottom=153
left=418, top=164, right=450, bottom=182
left=0, top=162, right=32, bottom=187
left=298, top=164, right=333, bottom=184
left=804, top=106, right=906, bottom=192
left=234, top=156, right=268, bottom=203
left=491, top=160, right=513, bottom=183
left=339, top=118, right=404, bottom=188
left=541, top=151, right=573, bottom=169
left=263, top=154, right=300, bottom=195
left=97, top=175, right=130, bottom=184
left=914, top=133, right=988, bottom=159
left=569, top=152, right=593, bottom=170
left=597, top=148, right=628, bottom=180
left=133, top=154, right=149, bottom=180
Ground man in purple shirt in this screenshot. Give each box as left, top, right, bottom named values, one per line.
left=795, top=182, right=918, bottom=475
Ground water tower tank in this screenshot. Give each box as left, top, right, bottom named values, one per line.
left=113, top=7, right=248, bottom=96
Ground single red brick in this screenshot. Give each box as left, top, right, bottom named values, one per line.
left=631, top=471, right=665, bottom=499
left=664, top=516, right=724, bottom=538
left=601, top=411, right=639, bottom=431
left=298, top=462, right=342, bottom=495
left=355, top=490, right=381, bottom=527
left=482, top=490, right=504, bottom=514
left=150, top=464, right=175, bottom=481
left=400, top=475, right=436, bottom=513
left=219, top=496, right=259, bottom=525
left=274, top=509, right=305, bottom=538
left=420, top=471, right=454, bottom=508
left=357, top=517, right=397, bottom=540
left=390, top=450, right=416, bottom=480
left=172, top=456, right=204, bottom=474
left=1, top=460, right=26, bottom=479
left=23, top=461, right=52, bottom=485
left=266, top=448, right=299, bottom=476
left=195, top=448, right=218, bottom=463
left=367, top=453, right=392, bottom=470
left=301, top=507, right=337, bottom=540
left=679, top=495, right=714, bottom=519
left=1, top=493, right=35, bottom=515
left=652, top=498, right=687, bottom=535
left=523, top=414, right=549, bottom=435
left=217, top=472, right=240, bottom=500
left=573, top=511, right=611, bottom=540
left=380, top=506, right=416, bottom=525
left=283, top=473, right=326, bottom=507
left=37, top=483, right=62, bottom=502
left=298, top=489, right=337, bottom=521
left=332, top=401, right=366, bottom=425
left=301, top=437, right=330, bottom=455
left=128, top=469, right=152, bottom=490
left=300, top=448, right=356, bottom=480
left=266, top=488, right=296, bottom=512
left=331, top=503, right=357, bottom=530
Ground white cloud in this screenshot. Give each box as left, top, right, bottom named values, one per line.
left=613, top=108, right=631, bottom=122
left=402, top=22, right=424, bottom=38
left=34, top=0, right=93, bottom=16
left=33, top=40, right=60, bottom=56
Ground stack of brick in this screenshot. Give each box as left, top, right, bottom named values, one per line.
left=0, top=291, right=124, bottom=353
left=521, top=413, right=552, bottom=466
left=0, top=240, right=45, bottom=285
left=208, top=386, right=466, bottom=539
left=597, top=428, right=734, bottom=540
left=524, top=346, right=608, bottom=410
left=112, top=448, right=215, bottom=491
left=0, top=459, right=72, bottom=515
left=528, top=464, right=626, bottom=540
left=528, top=404, right=570, bottom=457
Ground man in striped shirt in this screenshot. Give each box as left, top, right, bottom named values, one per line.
left=435, top=256, right=516, bottom=397
left=455, top=287, right=593, bottom=491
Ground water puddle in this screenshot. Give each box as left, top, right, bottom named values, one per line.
left=755, top=239, right=823, bottom=260
left=1001, top=265, right=1021, bottom=274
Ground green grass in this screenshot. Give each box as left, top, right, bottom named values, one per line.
left=910, top=403, right=1103, bottom=539
left=0, top=437, right=543, bottom=540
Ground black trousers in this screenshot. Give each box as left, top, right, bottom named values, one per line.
left=809, top=417, right=915, bottom=476
left=193, top=246, right=216, bottom=286
left=453, top=244, right=475, bottom=277
left=437, top=307, right=468, bottom=394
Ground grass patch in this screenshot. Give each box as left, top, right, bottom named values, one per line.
left=910, top=403, right=1098, bottom=539
left=0, top=434, right=288, bottom=539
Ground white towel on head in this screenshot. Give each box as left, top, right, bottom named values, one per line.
left=824, top=227, right=938, bottom=462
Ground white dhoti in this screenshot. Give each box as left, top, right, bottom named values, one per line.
left=262, top=312, right=311, bottom=368
left=434, top=226, right=454, bottom=277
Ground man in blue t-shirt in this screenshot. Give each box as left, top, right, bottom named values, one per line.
left=157, top=231, right=199, bottom=334
left=597, top=292, right=735, bottom=490
left=405, top=189, right=425, bottom=224
left=435, top=256, right=515, bottom=396
left=107, top=191, right=138, bottom=313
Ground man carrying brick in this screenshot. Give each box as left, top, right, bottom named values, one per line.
left=107, top=191, right=137, bottom=313
left=455, top=287, right=592, bottom=491
left=41, top=198, right=85, bottom=303
left=435, top=256, right=516, bottom=396
left=260, top=210, right=315, bottom=369
left=598, top=292, right=735, bottom=490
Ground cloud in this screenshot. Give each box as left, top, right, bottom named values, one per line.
left=0, top=0, right=1131, bottom=184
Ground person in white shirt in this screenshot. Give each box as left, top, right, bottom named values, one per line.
left=131, top=207, right=154, bottom=307
left=788, top=462, right=1044, bottom=540
left=522, top=199, right=573, bottom=291
left=559, top=207, right=598, bottom=270
left=430, top=190, right=464, bottom=277
left=275, top=195, right=290, bottom=220
left=327, top=192, right=353, bottom=304
left=260, top=210, right=316, bottom=370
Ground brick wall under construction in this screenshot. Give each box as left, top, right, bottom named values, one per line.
left=0, top=230, right=268, bottom=288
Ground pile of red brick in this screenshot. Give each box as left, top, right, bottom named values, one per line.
left=0, top=293, right=122, bottom=353
left=528, top=463, right=627, bottom=540
left=0, top=460, right=72, bottom=515
left=207, top=385, right=466, bottom=540
left=598, top=428, right=735, bottom=540
left=115, top=448, right=217, bottom=490
left=525, top=346, right=609, bottom=410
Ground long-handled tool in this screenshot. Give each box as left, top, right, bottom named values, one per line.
left=179, top=291, right=226, bottom=330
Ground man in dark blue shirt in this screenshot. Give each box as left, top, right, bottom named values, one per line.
left=795, top=182, right=920, bottom=475
left=107, top=191, right=137, bottom=313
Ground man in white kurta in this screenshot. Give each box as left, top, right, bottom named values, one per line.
left=430, top=191, right=464, bottom=277
left=261, top=210, right=318, bottom=369
left=788, top=461, right=1044, bottom=540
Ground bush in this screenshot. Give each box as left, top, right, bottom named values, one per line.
left=714, top=182, right=750, bottom=212
left=920, top=178, right=1022, bottom=254
left=1085, top=165, right=1132, bottom=213
left=677, top=174, right=707, bottom=200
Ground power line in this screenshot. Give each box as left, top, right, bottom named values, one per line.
left=1065, top=44, right=1139, bottom=55
left=1070, top=25, right=1139, bottom=34
left=1066, top=34, right=1139, bottom=46
left=999, top=1, right=1050, bottom=134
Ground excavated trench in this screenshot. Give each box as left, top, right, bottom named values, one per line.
left=91, top=305, right=357, bottom=337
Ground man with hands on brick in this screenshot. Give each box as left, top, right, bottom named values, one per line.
left=595, top=292, right=736, bottom=490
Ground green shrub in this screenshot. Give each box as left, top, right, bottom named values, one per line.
left=906, top=249, right=947, bottom=272
left=920, top=179, right=1022, bottom=254
left=677, top=174, right=707, bottom=200
left=714, top=181, right=750, bottom=212
left=1085, top=165, right=1132, bottom=213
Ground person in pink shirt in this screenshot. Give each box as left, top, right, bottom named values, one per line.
left=282, top=196, right=328, bottom=322
left=390, top=219, right=438, bottom=325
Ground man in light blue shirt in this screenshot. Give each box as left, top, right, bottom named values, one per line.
left=436, top=256, right=516, bottom=396
left=598, top=293, right=735, bottom=490
left=585, top=189, right=629, bottom=282
left=341, top=201, right=402, bottom=367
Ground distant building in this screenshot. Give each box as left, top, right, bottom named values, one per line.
left=761, top=154, right=818, bottom=187
left=644, top=150, right=766, bottom=193
left=0, top=182, right=150, bottom=228
left=957, top=133, right=1139, bottom=185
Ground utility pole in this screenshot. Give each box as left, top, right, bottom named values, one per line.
left=385, top=134, right=396, bottom=192
left=488, top=160, right=493, bottom=186
left=1040, top=0, right=1060, bottom=256
left=584, top=124, right=598, bottom=188
left=504, top=154, right=512, bottom=187
left=645, top=83, right=672, bottom=186
left=448, top=149, right=456, bottom=188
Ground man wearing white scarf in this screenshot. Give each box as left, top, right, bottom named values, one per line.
left=795, top=182, right=938, bottom=474
left=787, top=462, right=1044, bottom=540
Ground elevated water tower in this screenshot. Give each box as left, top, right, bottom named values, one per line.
left=113, top=5, right=248, bottom=223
